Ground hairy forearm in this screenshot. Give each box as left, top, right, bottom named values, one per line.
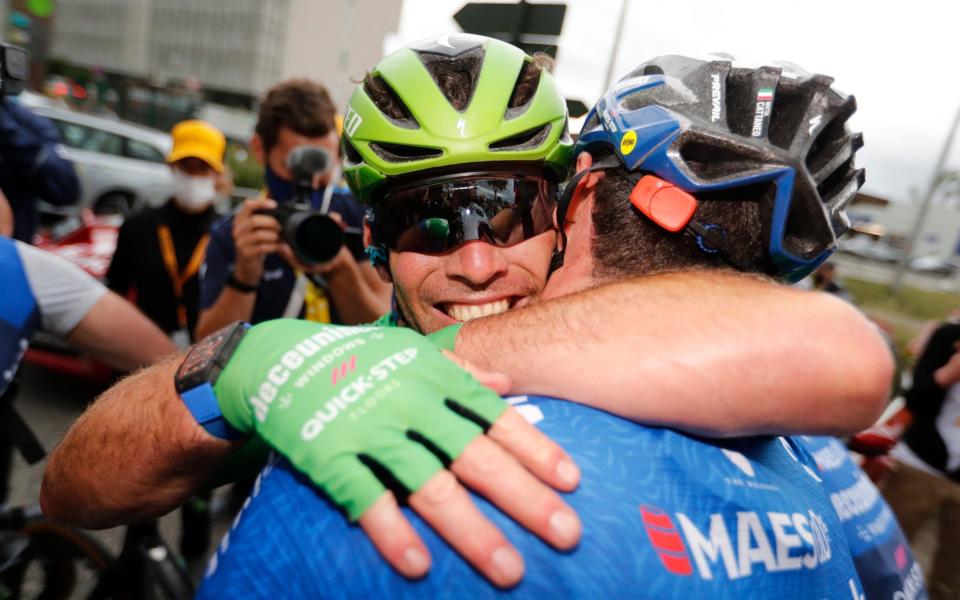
left=325, top=261, right=391, bottom=325
left=457, top=270, right=893, bottom=437
left=40, top=355, right=239, bottom=528
left=196, top=288, right=256, bottom=339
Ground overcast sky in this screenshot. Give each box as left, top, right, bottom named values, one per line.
left=390, top=0, right=960, bottom=203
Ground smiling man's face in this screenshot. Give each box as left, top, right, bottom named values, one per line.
left=387, top=230, right=556, bottom=334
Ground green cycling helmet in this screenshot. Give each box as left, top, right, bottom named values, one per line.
left=341, top=33, right=573, bottom=204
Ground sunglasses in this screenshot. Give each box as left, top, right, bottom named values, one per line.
left=370, top=172, right=557, bottom=254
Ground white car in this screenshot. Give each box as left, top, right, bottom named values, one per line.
left=24, top=103, right=173, bottom=215
left=909, top=255, right=960, bottom=276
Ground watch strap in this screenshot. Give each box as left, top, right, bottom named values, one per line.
left=226, top=269, right=259, bottom=293
left=175, top=321, right=249, bottom=440
left=181, top=382, right=241, bottom=440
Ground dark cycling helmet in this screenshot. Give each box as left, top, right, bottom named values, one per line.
left=565, top=54, right=864, bottom=281
left=341, top=33, right=573, bottom=204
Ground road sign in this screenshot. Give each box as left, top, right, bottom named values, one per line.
left=454, top=1, right=566, bottom=57
left=566, top=99, right=588, bottom=118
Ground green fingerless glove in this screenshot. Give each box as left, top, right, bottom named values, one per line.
left=213, top=319, right=505, bottom=520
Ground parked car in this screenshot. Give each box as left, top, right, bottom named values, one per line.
left=909, top=255, right=960, bottom=276
left=23, top=103, right=173, bottom=215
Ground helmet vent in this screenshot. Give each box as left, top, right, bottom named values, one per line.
left=342, top=139, right=363, bottom=165
left=805, top=96, right=856, bottom=173
left=363, top=75, right=419, bottom=129
left=722, top=71, right=759, bottom=137
left=490, top=124, right=551, bottom=152
left=504, top=59, right=541, bottom=119
left=417, top=47, right=484, bottom=112
left=679, top=139, right=764, bottom=181
left=369, top=142, right=442, bottom=163
left=766, top=80, right=809, bottom=150
left=816, top=155, right=857, bottom=201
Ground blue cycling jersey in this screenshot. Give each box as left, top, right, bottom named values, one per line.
left=0, top=236, right=40, bottom=396
left=796, top=436, right=928, bottom=600
left=199, top=396, right=866, bottom=599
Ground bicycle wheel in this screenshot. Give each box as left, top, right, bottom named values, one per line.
left=12, top=519, right=115, bottom=600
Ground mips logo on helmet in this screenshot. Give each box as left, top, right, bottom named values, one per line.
left=620, top=130, right=638, bottom=155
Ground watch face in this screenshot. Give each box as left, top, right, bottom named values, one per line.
left=175, top=322, right=247, bottom=392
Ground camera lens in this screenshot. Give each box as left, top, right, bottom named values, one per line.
left=286, top=212, right=344, bottom=264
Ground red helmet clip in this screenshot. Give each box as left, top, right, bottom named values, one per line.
left=629, top=175, right=698, bottom=233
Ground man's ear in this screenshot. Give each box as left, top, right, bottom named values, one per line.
left=250, top=134, right=265, bottom=167
left=576, top=151, right=604, bottom=190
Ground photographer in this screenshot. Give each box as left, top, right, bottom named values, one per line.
left=195, top=79, right=389, bottom=338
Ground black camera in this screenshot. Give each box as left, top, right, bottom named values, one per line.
left=259, top=145, right=348, bottom=265
left=0, top=44, right=28, bottom=98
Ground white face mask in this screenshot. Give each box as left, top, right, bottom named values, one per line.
left=172, top=171, right=216, bottom=212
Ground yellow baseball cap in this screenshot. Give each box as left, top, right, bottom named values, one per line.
left=167, top=120, right=226, bottom=173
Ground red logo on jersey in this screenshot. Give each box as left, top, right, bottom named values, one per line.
left=640, top=505, right=693, bottom=576
left=331, top=355, right=357, bottom=385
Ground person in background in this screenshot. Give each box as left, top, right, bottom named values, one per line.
left=107, top=120, right=226, bottom=349
left=884, top=320, right=960, bottom=599
left=812, top=262, right=852, bottom=302
left=104, top=119, right=227, bottom=567
left=195, top=80, right=390, bottom=339
left=0, top=99, right=80, bottom=242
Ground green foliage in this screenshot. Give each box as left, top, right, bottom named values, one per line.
left=845, top=278, right=960, bottom=321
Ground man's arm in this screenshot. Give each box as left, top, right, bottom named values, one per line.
left=41, top=355, right=236, bottom=527
left=456, top=270, right=894, bottom=436
left=195, top=199, right=279, bottom=339
left=67, top=291, right=175, bottom=371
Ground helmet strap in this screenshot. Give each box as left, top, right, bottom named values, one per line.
left=552, top=155, right=622, bottom=271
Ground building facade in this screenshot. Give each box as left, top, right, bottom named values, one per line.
left=50, top=0, right=402, bottom=107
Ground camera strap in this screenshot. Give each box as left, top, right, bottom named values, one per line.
left=157, top=225, right=209, bottom=332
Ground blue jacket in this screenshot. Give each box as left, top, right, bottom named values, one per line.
left=0, top=100, right=80, bottom=241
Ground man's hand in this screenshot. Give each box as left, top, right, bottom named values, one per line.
left=231, top=197, right=280, bottom=285
left=214, top=320, right=581, bottom=588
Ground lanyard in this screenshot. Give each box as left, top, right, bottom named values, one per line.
left=157, top=224, right=209, bottom=331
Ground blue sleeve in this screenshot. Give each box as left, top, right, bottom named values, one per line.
left=0, top=101, right=80, bottom=207
left=200, top=217, right=236, bottom=310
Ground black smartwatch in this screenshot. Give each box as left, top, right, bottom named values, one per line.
left=226, top=268, right=259, bottom=293
left=174, top=321, right=249, bottom=440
